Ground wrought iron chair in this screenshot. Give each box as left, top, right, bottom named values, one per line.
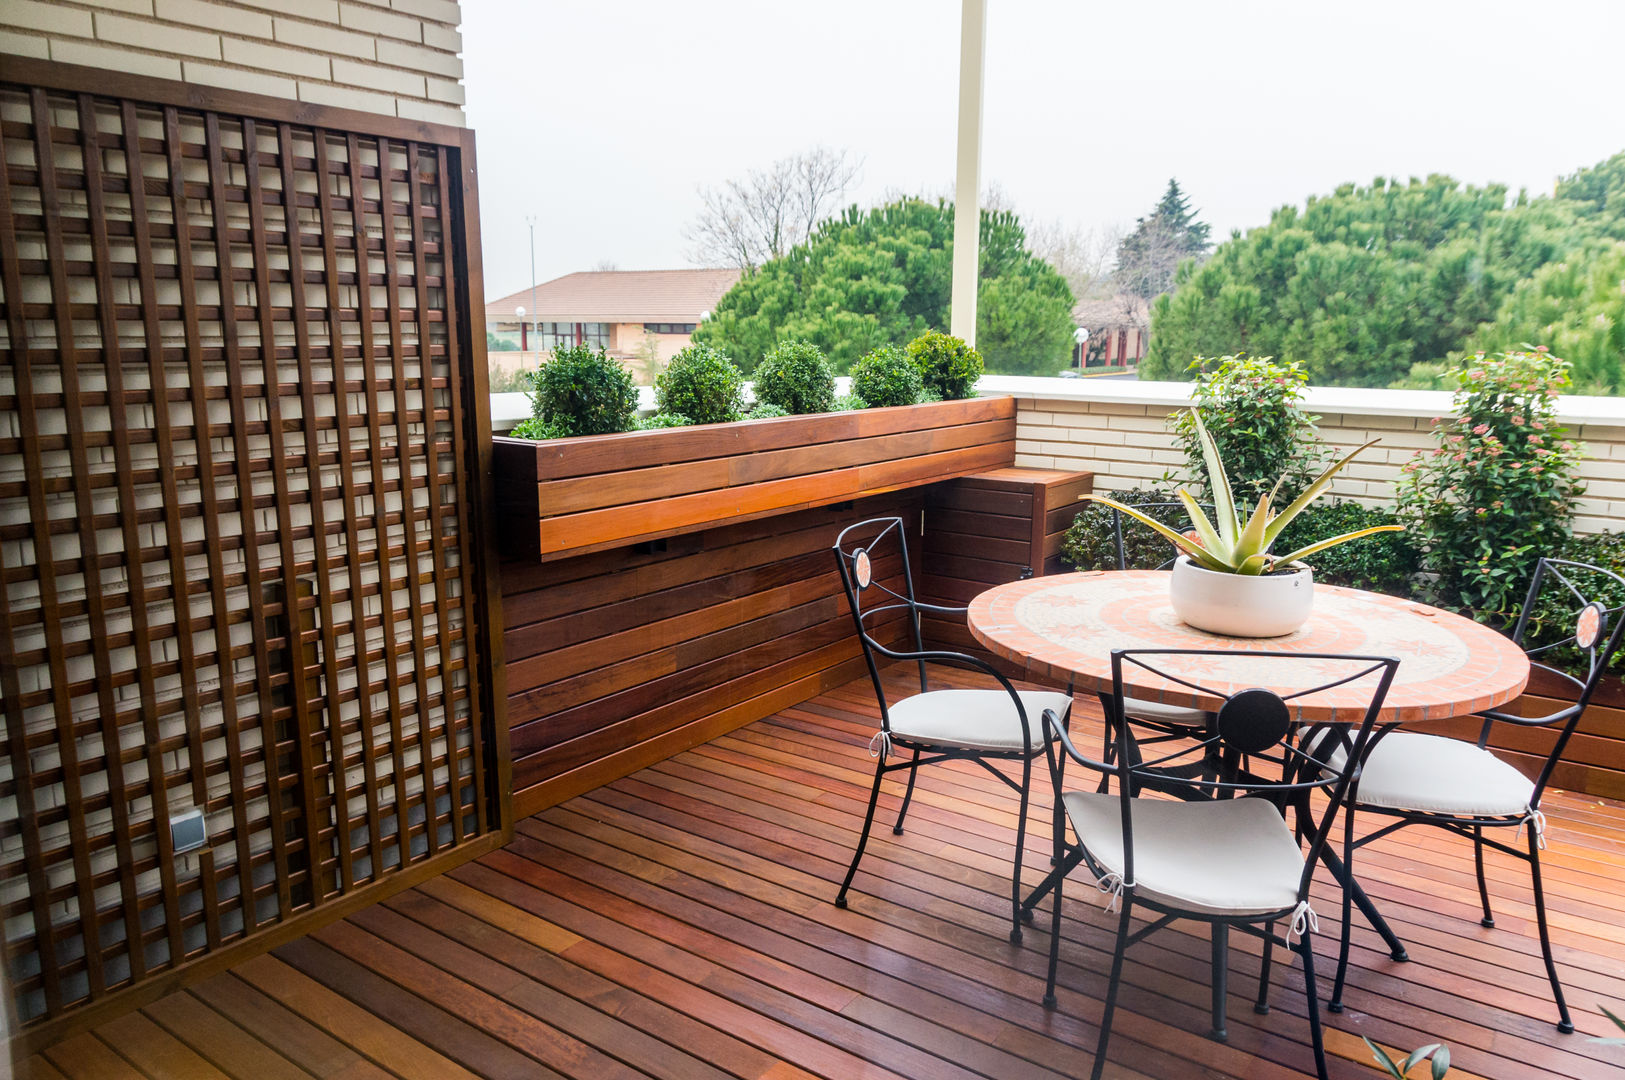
left=1324, top=557, right=1625, bottom=1031
left=832, top=516, right=1073, bottom=942
left=1029, top=648, right=1399, bottom=1080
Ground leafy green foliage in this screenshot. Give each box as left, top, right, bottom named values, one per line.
left=506, top=415, right=566, bottom=441
left=655, top=344, right=746, bottom=425
left=691, top=197, right=1075, bottom=375
left=1365, top=1037, right=1451, bottom=1079
left=1116, top=178, right=1211, bottom=300
left=833, top=392, right=867, bottom=411
left=747, top=402, right=790, bottom=420
left=1596, top=1003, right=1625, bottom=1046
left=1464, top=241, right=1625, bottom=394
left=1275, top=502, right=1419, bottom=595
left=486, top=330, right=519, bottom=352
left=631, top=412, right=693, bottom=430
left=1397, top=350, right=1584, bottom=618
left=1140, top=170, right=1614, bottom=387
left=1171, top=354, right=1326, bottom=506
left=1060, top=487, right=1189, bottom=571
left=907, top=331, right=983, bottom=401
left=852, top=344, right=925, bottom=407
left=487, top=366, right=531, bottom=393
left=526, top=344, right=638, bottom=437
left=752, top=339, right=836, bottom=414
left=1519, top=531, right=1625, bottom=677
left=1555, top=150, right=1625, bottom=235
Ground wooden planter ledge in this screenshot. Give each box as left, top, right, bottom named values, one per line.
left=494, top=396, right=1017, bottom=560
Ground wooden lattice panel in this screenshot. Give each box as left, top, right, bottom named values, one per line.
left=0, top=71, right=496, bottom=1029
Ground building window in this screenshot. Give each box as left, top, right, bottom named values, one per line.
left=643, top=322, right=696, bottom=335
left=540, top=322, right=611, bottom=350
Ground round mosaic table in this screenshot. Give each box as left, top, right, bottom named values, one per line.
left=967, top=570, right=1530, bottom=723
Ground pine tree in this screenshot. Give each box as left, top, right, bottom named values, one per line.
left=1115, top=178, right=1211, bottom=299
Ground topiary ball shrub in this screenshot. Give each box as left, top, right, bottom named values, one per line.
left=752, top=339, right=837, bottom=414
left=852, top=344, right=925, bottom=408
left=907, top=330, right=983, bottom=400
left=529, top=343, right=638, bottom=437
left=655, top=344, right=745, bottom=425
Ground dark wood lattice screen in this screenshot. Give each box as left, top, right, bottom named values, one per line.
left=0, top=65, right=501, bottom=1031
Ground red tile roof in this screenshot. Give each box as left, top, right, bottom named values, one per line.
left=486, top=269, right=742, bottom=324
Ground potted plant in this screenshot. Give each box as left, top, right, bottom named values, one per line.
left=1081, top=411, right=1403, bottom=637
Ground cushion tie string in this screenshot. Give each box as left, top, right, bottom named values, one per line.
left=1095, top=873, right=1132, bottom=913
left=1516, top=808, right=1548, bottom=850
left=868, top=729, right=892, bottom=762
left=1288, top=900, right=1319, bottom=942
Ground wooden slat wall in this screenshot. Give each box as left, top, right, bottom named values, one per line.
left=919, top=468, right=1092, bottom=666
left=494, top=396, right=1016, bottom=561
left=0, top=60, right=505, bottom=1041
left=500, top=493, right=921, bottom=816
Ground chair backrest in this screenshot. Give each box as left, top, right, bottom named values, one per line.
left=1110, top=500, right=1212, bottom=571
left=1105, top=649, right=1400, bottom=907
left=1507, top=557, right=1625, bottom=804
left=832, top=516, right=927, bottom=718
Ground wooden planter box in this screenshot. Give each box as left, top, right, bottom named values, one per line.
left=493, top=396, right=1017, bottom=561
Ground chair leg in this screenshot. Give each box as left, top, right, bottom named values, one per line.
left=1090, top=898, right=1134, bottom=1080
left=1329, top=803, right=1357, bottom=1013
left=1299, top=930, right=1330, bottom=1080
left=1009, top=755, right=1032, bottom=943
left=1528, top=831, right=1575, bottom=1034
left=1474, top=825, right=1495, bottom=928
left=1254, top=920, right=1275, bottom=1015
left=1043, top=851, right=1065, bottom=1008
left=1209, top=923, right=1229, bottom=1042
left=892, top=749, right=921, bottom=835
left=835, top=758, right=886, bottom=908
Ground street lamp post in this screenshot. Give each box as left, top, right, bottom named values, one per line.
left=526, top=214, right=538, bottom=359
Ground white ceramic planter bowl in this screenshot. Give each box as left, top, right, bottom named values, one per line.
left=1169, top=555, right=1314, bottom=638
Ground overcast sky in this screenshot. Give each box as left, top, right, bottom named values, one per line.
left=464, top=0, right=1625, bottom=299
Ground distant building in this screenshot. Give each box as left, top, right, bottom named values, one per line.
left=1071, top=295, right=1150, bottom=369
left=485, top=268, right=741, bottom=367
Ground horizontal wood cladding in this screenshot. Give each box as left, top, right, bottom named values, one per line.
left=500, top=493, right=923, bottom=816
left=1412, top=669, right=1625, bottom=800
left=492, top=396, right=1016, bottom=561
left=918, top=468, right=1092, bottom=673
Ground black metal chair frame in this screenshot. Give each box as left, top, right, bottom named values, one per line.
left=1327, top=557, right=1625, bottom=1032
left=831, top=516, right=1072, bottom=943
left=1027, top=648, right=1399, bottom=1080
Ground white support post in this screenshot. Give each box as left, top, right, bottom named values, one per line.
left=950, top=0, right=987, bottom=346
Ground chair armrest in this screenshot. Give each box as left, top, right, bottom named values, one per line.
left=911, top=601, right=971, bottom=618
left=1046, top=709, right=1115, bottom=775
left=1477, top=703, right=1581, bottom=728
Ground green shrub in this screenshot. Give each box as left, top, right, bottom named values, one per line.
left=1520, top=531, right=1625, bottom=676
left=655, top=344, right=745, bottom=425
left=906, top=331, right=983, bottom=400
left=1170, top=353, right=1326, bottom=507
left=528, top=343, right=638, bottom=437
left=1061, top=487, right=1191, bottom=571
left=852, top=344, right=925, bottom=407
left=1274, top=501, right=1420, bottom=595
left=834, top=392, right=867, bottom=411
left=632, top=412, right=692, bottom=430
left=1396, top=349, right=1585, bottom=618
left=507, top=415, right=566, bottom=441
left=747, top=402, right=790, bottom=420
left=753, top=339, right=837, bottom=414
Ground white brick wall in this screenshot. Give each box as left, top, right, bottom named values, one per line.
left=982, top=376, right=1625, bottom=536
left=0, top=0, right=463, bottom=125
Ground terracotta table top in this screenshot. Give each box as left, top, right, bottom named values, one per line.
left=966, top=571, right=1530, bottom=723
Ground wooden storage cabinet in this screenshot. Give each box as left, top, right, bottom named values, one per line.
left=918, top=467, right=1093, bottom=662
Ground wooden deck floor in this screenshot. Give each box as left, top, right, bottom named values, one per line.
left=23, top=669, right=1625, bottom=1080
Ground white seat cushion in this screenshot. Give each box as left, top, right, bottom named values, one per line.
left=1122, top=697, right=1210, bottom=728
left=1318, top=731, right=1535, bottom=817
left=1062, top=792, right=1304, bottom=916
left=887, top=689, right=1072, bottom=752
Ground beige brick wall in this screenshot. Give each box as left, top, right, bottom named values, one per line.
left=0, top=0, right=464, bottom=125
left=983, top=377, right=1625, bottom=536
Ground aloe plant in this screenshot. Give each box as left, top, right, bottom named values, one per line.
left=1364, top=1037, right=1450, bottom=1078
left=1083, top=410, right=1403, bottom=575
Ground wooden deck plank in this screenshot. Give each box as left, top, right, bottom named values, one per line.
left=25, top=670, right=1625, bottom=1080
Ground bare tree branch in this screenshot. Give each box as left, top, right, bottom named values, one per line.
left=686, top=147, right=862, bottom=270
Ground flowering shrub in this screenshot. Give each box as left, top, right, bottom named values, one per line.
left=1396, top=349, right=1584, bottom=618
left=1170, top=354, right=1327, bottom=506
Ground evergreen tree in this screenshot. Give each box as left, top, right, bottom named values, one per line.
left=1115, top=178, right=1212, bottom=300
